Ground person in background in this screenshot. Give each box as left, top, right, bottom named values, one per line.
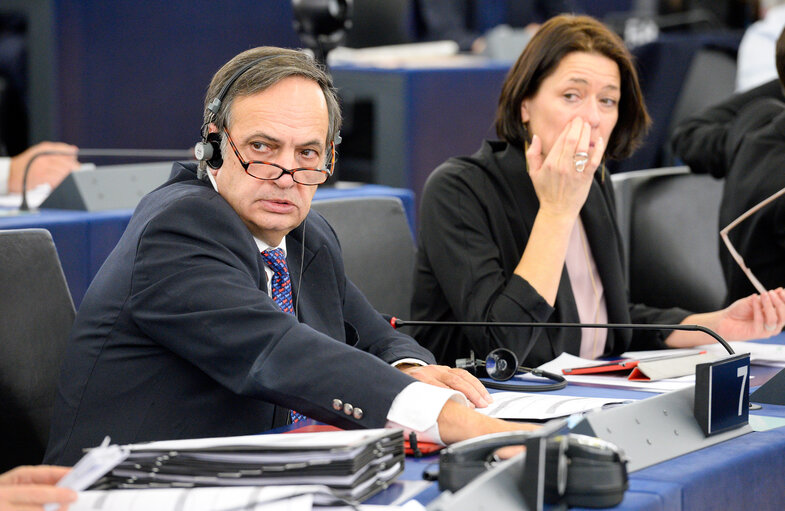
left=671, top=26, right=785, bottom=306
left=0, top=465, right=75, bottom=511
left=411, top=14, right=785, bottom=368
left=736, top=0, right=785, bottom=92
left=414, top=0, right=577, bottom=53
left=45, top=46, right=536, bottom=466
left=0, top=141, right=78, bottom=195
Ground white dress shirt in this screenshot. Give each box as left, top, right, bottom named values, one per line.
left=736, top=5, right=785, bottom=92
left=0, top=157, right=10, bottom=195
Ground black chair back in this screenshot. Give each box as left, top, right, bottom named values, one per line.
left=612, top=169, right=726, bottom=312
left=312, top=197, right=415, bottom=319
left=0, top=229, right=74, bottom=471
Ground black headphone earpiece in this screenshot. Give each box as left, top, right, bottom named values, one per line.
left=195, top=55, right=283, bottom=180
left=457, top=348, right=567, bottom=392
left=204, top=132, right=223, bottom=169
left=484, top=348, right=520, bottom=381
left=194, top=131, right=223, bottom=170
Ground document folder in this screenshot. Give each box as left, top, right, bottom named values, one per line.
left=85, top=428, right=404, bottom=503
left=563, top=351, right=713, bottom=381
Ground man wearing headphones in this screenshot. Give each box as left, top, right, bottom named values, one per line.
left=45, top=47, right=533, bottom=466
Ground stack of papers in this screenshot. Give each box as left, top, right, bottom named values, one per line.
left=86, top=429, right=404, bottom=504
left=694, top=341, right=785, bottom=367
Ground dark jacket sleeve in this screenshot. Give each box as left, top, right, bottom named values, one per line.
left=671, top=79, right=785, bottom=177
left=128, top=194, right=421, bottom=429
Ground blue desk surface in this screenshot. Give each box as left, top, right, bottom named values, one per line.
left=0, top=184, right=414, bottom=308
left=363, top=333, right=785, bottom=510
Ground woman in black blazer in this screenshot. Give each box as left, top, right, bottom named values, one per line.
left=412, top=15, right=785, bottom=367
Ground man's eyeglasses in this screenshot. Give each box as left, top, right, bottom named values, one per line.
left=224, top=129, right=334, bottom=186
left=720, top=185, right=785, bottom=294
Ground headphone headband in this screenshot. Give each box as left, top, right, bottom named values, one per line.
left=201, top=54, right=283, bottom=140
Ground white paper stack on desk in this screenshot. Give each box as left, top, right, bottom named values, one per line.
left=85, top=428, right=404, bottom=504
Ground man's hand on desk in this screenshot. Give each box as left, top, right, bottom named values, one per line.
left=398, top=363, right=492, bottom=408
left=397, top=363, right=539, bottom=449
left=437, top=399, right=539, bottom=449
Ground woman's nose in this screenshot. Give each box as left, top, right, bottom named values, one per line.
left=583, top=99, right=601, bottom=127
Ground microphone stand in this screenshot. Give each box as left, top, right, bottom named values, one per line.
left=20, top=148, right=193, bottom=212
left=388, top=317, right=736, bottom=356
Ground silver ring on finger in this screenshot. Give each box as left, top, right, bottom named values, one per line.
left=573, top=152, right=589, bottom=173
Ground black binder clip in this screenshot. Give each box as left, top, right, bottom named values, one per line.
left=409, top=431, right=423, bottom=458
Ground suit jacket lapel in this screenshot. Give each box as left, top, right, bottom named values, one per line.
left=284, top=221, right=345, bottom=341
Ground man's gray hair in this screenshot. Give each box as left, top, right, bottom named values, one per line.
left=200, top=47, right=341, bottom=171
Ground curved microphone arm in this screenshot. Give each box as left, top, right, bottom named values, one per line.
left=388, top=318, right=735, bottom=356
left=20, top=148, right=194, bottom=211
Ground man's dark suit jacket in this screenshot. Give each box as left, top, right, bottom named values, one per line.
left=45, top=163, right=435, bottom=465
left=672, top=79, right=785, bottom=304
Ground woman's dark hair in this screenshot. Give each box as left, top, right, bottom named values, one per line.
left=495, top=14, right=650, bottom=160
left=776, top=25, right=785, bottom=87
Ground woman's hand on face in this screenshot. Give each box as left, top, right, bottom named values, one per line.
left=526, top=117, right=605, bottom=220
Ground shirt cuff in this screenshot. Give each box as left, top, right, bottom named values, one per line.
left=391, top=358, right=428, bottom=368
left=385, top=381, right=468, bottom=445
left=0, top=157, right=9, bottom=195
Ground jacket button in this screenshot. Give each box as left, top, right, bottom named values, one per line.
left=343, top=402, right=354, bottom=415
left=353, top=407, right=364, bottom=420
left=332, top=399, right=343, bottom=411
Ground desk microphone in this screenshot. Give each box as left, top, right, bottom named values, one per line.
left=386, top=316, right=735, bottom=391
left=20, top=148, right=194, bottom=211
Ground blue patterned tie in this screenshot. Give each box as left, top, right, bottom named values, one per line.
left=261, top=248, right=294, bottom=315
left=261, top=248, right=307, bottom=424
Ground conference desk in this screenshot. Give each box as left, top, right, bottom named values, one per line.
left=359, top=334, right=785, bottom=510
left=0, top=184, right=414, bottom=308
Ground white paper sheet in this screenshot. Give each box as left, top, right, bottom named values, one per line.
left=71, top=486, right=317, bottom=511
left=121, top=428, right=393, bottom=453
left=474, top=390, right=629, bottom=420
left=695, top=341, right=785, bottom=367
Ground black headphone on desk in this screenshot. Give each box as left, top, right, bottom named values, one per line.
left=194, top=54, right=284, bottom=177
left=457, top=348, right=567, bottom=392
